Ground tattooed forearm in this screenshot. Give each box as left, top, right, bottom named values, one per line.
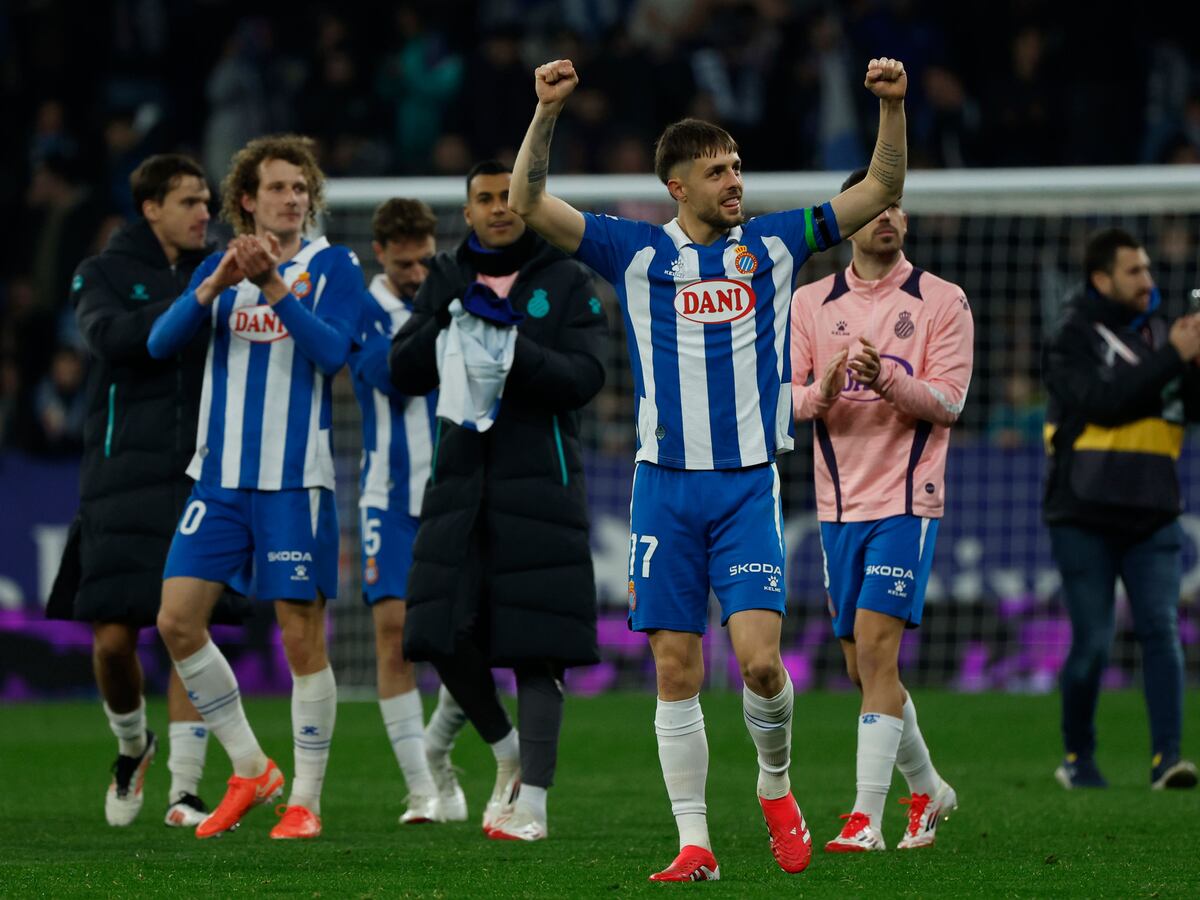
left=524, top=115, right=557, bottom=198
left=868, top=140, right=904, bottom=193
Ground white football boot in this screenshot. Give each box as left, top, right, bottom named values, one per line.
left=105, top=731, right=157, bottom=827
left=897, top=780, right=958, bottom=849
left=824, top=811, right=886, bottom=852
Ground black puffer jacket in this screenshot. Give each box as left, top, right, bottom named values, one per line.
left=390, top=231, right=607, bottom=667
left=48, top=219, right=246, bottom=626
left=1042, top=288, right=1200, bottom=535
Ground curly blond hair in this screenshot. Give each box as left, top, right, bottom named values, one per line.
left=220, top=134, right=326, bottom=235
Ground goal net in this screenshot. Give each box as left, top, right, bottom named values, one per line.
left=322, top=167, right=1200, bottom=697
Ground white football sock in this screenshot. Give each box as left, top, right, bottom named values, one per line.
left=167, top=721, right=208, bottom=800
left=896, top=694, right=943, bottom=797
left=655, top=694, right=710, bottom=851
left=104, top=698, right=147, bottom=757
left=742, top=673, right=794, bottom=800
left=490, top=727, right=520, bottom=765
left=288, top=666, right=337, bottom=814
left=425, top=685, right=468, bottom=759
left=490, top=727, right=521, bottom=792
left=380, top=689, right=437, bottom=797
left=516, top=784, right=547, bottom=821
left=854, top=712, right=904, bottom=827
left=174, top=640, right=265, bottom=777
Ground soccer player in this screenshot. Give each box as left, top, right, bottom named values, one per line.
left=348, top=197, right=468, bottom=823
left=148, top=135, right=360, bottom=840
left=47, top=154, right=248, bottom=828
left=791, top=170, right=973, bottom=851
left=509, top=57, right=909, bottom=880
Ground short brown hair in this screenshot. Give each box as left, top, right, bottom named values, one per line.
left=372, top=198, right=438, bottom=245
left=130, top=154, right=206, bottom=212
left=220, top=134, right=326, bottom=235
left=653, top=118, right=739, bottom=184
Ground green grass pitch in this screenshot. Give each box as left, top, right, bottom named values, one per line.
left=2, top=690, right=1198, bottom=897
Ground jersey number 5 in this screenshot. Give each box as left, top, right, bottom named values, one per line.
left=363, top=516, right=382, bottom=557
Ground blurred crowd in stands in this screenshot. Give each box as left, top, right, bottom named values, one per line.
left=1, top=0, right=1197, bottom=456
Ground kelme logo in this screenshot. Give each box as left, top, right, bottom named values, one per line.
left=674, top=279, right=756, bottom=324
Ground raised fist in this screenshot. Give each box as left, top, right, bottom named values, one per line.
left=864, top=57, right=907, bottom=101
left=534, top=59, right=579, bottom=107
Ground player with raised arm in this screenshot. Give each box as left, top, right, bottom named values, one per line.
left=509, top=57, right=908, bottom=881
left=148, top=135, right=360, bottom=840
left=348, top=198, right=468, bottom=824
left=791, top=169, right=973, bottom=853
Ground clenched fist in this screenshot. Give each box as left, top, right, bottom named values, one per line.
left=535, top=59, right=579, bottom=107
left=864, top=57, right=907, bottom=102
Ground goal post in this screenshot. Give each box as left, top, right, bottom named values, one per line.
left=324, top=167, right=1200, bottom=697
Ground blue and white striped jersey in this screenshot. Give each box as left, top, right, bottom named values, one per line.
left=177, top=237, right=359, bottom=490
left=575, top=206, right=841, bottom=470
left=350, top=275, right=436, bottom=516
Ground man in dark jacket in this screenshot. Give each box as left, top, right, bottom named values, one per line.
left=48, top=154, right=246, bottom=828
left=390, top=160, right=606, bottom=842
left=1042, top=227, right=1200, bottom=791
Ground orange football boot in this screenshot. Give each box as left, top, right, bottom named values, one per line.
left=195, top=759, right=285, bottom=839
left=269, top=804, right=322, bottom=839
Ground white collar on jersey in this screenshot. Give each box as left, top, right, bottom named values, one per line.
left=281, top=236, right=329, bottom=273
left=664, top=218, right=744, bottom=250
left=368, top=274, right=412, bottom=315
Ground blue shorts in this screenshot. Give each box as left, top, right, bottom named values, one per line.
left=163, top=481, right=338, bottom=602
left=627, top=462, right=786, bottom=635
left=359, top=506, right=419, bottom=605
left=819, top=515, right=939, bottom=639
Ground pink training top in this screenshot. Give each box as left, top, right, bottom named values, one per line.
left=791, top=253, right=974, bottom=522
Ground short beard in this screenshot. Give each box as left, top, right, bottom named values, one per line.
left=697, top=205, right=744, bottom=234
left=867, top=243, right=902, bottom=262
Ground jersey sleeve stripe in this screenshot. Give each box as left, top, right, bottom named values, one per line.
left=803, top=207, right=818, bottom=253
left=813, top=204, right=835, bottom=250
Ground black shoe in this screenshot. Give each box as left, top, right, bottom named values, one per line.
left=1151, top=754, right=1198, bottom=790
left=1054, top=754, right=1107, bottom=789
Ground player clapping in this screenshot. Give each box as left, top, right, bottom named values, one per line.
left=149, top=135, right=359, bottom=840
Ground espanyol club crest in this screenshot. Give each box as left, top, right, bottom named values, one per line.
left=894, top=310, right=915, bottom=339
left=291, top=271, right=313, bottom=298
left=674, top=279, right=756, bottom=324
left=733, top=244, right=758, bottom=274
left=364, top=556, right=379, bottom=586
left=628, top=580, right=637, bottom=611
left=230, top=304, right=289, bottom=343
